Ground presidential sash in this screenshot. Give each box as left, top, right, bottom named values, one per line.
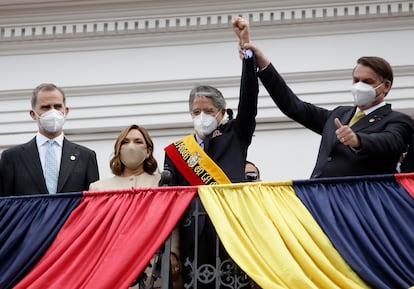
left=164, top=135, right=231, bottom=185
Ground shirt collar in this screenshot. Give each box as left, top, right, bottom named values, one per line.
left=194, top=133, right=204, bottom=146
left=36, top=132, right=64, bottom=147
left=360, top=101, right=386, bottom=115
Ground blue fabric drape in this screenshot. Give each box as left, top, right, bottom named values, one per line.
left=0, top=193, right=82, bottom=289
left=294, top=175, right=414, bottom=289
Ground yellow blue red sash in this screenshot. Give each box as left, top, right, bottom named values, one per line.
left=164, top=135, right=231, bottom=185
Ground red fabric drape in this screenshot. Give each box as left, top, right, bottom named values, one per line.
left=14, top=187, right=197, bottom=289
left=395, top=172, right=414, bottom=198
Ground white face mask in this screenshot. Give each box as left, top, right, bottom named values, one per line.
left=352, top=82, right=383, bottom=106
left=37, top=109, right=66, bottom=133
left=120, top=143, right=148, bottom=170
left=193, top=112, right=218, bottom=138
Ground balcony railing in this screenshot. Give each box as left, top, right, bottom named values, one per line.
left=135, top=196, right=254, bottom=289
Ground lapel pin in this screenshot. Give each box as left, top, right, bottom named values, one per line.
left=70, top=155, right=76, bottom=161
left=369, top=115, right=381, bottom=123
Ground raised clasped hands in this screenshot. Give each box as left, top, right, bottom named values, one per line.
left=232, top=17, right=251, bottom=59
left=334, top=118, right=361, bottom=148
left=232, top=17, right=270, bottom=69
left=232, top=16, right=250, bottom=45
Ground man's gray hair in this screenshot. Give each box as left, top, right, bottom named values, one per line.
left=188, top=85, right=226, bottom=112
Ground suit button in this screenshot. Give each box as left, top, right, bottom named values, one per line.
left=327, top=157, right=332, bottom=161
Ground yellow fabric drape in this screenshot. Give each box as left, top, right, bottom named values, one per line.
left=198, top=182, right=370, bottom=289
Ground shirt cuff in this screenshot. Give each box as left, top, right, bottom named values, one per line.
left=243, top=49, right=253, bottom=59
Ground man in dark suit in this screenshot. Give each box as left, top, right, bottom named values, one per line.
left=0, top=83, right=99, bottom=196
left=235, top=18, right=413, bottom=178
left=162, top=18, right=258, bottom=289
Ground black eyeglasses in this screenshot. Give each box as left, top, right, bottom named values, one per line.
left=245, top=172, right=258, bottom=181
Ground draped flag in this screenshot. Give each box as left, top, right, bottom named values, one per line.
left=2, top=174, right=414, bottom=289
left=0, top=187, right=197, bottom=289
left=199, top=173, right=414, bottom=289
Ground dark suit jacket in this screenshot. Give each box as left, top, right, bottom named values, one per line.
left=0, top=136, right=99, bottom=196
left=259, top=63, right=414, bottom=178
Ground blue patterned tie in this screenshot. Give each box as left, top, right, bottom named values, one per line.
left=45, top=140, right=58, bottom=194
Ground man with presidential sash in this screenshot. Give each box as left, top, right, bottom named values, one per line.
left=163, top=18, right=258, bottom=289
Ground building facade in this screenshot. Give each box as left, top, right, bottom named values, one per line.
left=1, top=0, right=414, bottom=181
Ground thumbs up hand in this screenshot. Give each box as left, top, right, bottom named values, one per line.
left=334, top=118, right=361, bottom=148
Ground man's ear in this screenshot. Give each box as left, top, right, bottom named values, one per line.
left=384, top=80, right=392, bottom=96
left=29, top=110, right=36, bottom=120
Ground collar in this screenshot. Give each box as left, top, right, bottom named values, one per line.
left=194, top=133, right=204, bottom=146
left=36, top=132, right=64, bottom=147
left=360, top=101, right=386, bottom=115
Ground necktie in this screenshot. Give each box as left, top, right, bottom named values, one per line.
left=45, top=140, right=59, bottom=194
left=348, top=111, right=365, bottom=126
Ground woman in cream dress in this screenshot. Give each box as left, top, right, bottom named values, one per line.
left=89, top=124, right=181, bottom=289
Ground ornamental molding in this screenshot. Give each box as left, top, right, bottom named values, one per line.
left=0, top=1, right=413, bottom=54
left=1, top=64, right=414, bottom=102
